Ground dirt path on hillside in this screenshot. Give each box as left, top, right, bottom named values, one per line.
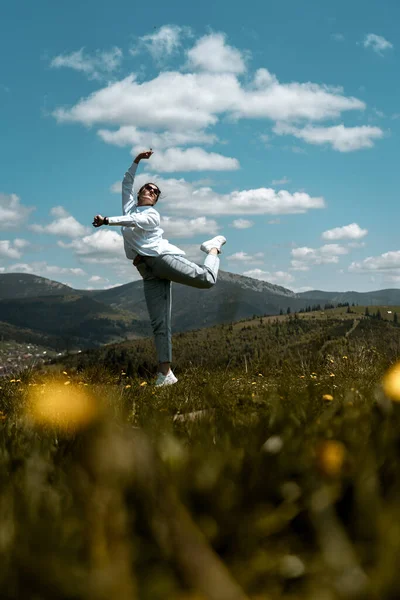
left=318, top=318, right=361, bottom=357
left=345, top=318, right=361, bottom=338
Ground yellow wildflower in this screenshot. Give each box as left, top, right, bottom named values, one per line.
left=125, top=384, right=131, bottom=389
left=382, top=362, right=400, bottom=402
left=62, top=371, right=68, bottom=375
left=342, top=356, right=348, bottom=359
left=28, top=383, right=97, bottom=431
left=329, top=373, right=335, bottom=377
left=322, top=394, right=334, bottom=402
left=140, top=382, right=147, bottom=387
left=317, top=440, right=345, bottom=477
left=64, top=381, right=71, bottom=386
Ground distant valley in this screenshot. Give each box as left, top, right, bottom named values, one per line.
left=1, top=272, right=400, bottom=351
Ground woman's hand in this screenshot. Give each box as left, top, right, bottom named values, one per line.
left=134, top=149, right=153, bottom=164
left=92, top=214, right=106, bottom=227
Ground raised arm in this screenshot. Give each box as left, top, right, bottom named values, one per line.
left=122, top=149, right=153, bottom=214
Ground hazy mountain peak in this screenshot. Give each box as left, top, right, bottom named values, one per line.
left=0, top=273, right=73, bottom=300
left=217, top=270, right=296, bottom=297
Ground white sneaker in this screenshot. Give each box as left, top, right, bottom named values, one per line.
left=155, top=370, right=178, bottom=387
left=200, top=235, right=226, bottom=254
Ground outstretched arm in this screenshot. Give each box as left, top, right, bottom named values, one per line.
left=92, top=210, right=160, bottom=230
left=122, top=149, right=153, bottom=214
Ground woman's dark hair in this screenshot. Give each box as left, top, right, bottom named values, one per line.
left=138, top=182, right=161, bottom=202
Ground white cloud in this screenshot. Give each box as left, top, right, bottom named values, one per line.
left=112, top=172, right=325, bottom=216
left=332, top=33, right=345, bottom=42
left=51, top=31, right=377, bottom=170
left=268, top=218, right=281, bottom=225
left=59, top=229, right=125, bottom=264
left=0, top=193, right=35, bottom=230
left=290, top=261, right=310, bottom=272
left=54, top=73, right=216, bottom=130
left=161, top=216, right=219, bottom=238
left=53, top=66, right=365, bottom=134
left=0, top=239, right=29, bottom=259
left=98, top=126, right=217, bottom=149
left=102, top=282, right=124, bottom=289
left=242, top=268, right=294, bottom=286
left=322, top=223, right=368, bottom=241
left=50, top=47, right=123, bottom=80
left=349, top=250, right=400, bottom=272
left=274, top=123, right=384, bottom=152
left=347, top=241, right=366, bottom=248
left=271, top=176, right=290, bottom=185
left=147, top=147, right=239, bottom=172
left=226, top=251, right=264, bottom=263
left=13, top=238, right=29, bottom=249
left=89, top=275, right=109, bottom=283
left=30, top=207, right=89, bottom=238
left=50, top=205, right=69, bottom=218
left=384, top=274, right=400, bottom=283
left=110, top=181, right=123, bottom=194
left=186, top=32, right=247, bottom=74
left=175, top=184, right=324, bottom=216
left=290, top=146, right=307, bottom=154
left=291, top=244, right=348, bottom=270
left=233, top=68, right=364, bottom=122
left=363, top=33, right=393, bottom=55
left=231, top=219, right=253, bottom=229
left=132, top=25, right=190, bottom=61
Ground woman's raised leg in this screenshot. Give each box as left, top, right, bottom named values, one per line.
left=145, top=252, right=221, bottom=289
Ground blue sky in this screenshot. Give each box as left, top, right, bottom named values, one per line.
left=1, top=0, right=399, bottom=292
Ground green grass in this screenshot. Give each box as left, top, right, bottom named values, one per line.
left=1, top=314, right=400, bottom=598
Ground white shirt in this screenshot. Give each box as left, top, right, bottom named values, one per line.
left=107, top=161, right=185, bottom=260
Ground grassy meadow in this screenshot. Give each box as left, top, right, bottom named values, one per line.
left=1, top=308, right=400, bottom=599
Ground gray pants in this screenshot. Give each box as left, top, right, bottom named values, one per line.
left=135, top=253, right=220, bottom=363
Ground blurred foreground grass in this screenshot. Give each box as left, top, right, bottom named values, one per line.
left=1, top=316, right=400, bottom=599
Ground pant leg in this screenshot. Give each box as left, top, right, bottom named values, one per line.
left=142, top=276, right=172, bottom=364
left=144, top=253, right=220, bottom=289
left=135, top=260, right=172, bottom=364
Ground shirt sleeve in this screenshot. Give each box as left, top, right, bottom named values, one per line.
left=107, top=208, right=160, bottom=230
left=122, top=160, right=138, bottom=214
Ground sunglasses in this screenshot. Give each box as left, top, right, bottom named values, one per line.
left=141, top=184, right=160, bottom=196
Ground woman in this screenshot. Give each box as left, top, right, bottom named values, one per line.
left=93, top=150, right=226, bottom=386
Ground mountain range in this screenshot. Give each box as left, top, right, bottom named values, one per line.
left=1, top=272, right=400, bottom=350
